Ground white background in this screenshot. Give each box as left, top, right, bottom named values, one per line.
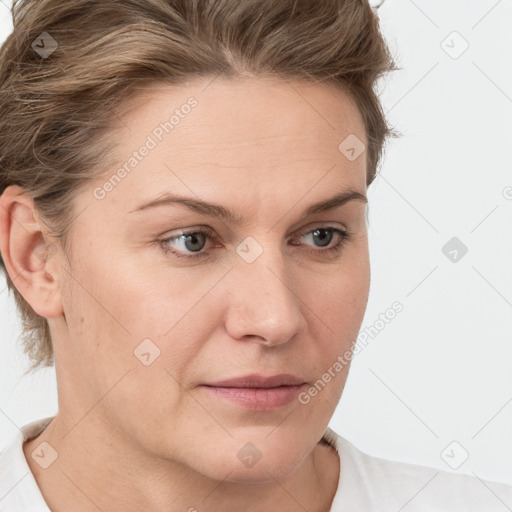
left=1, top=0, right=511, bottom=487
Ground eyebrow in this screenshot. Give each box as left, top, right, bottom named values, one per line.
left=128, top=189, right=367, bottom=223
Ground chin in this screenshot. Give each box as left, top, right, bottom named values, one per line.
left=223, top=459, right=301, bottom=485
left=200, top=438, right=306, bottom=485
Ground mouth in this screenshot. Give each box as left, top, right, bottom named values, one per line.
left=200, top=374, right=307, bottom=411
left=200, top=383, right=306, bottom=410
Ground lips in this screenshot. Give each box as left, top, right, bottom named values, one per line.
left=200, top=373, right=307, bottom=410
left=202, top=373, right=306, bottom=389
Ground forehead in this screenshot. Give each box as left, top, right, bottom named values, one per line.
left=88, top=76, right=367, bottom=215
left=117, top=76, right=365, bottom=152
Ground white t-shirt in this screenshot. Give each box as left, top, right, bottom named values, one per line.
left=1, top=416, right=511, bottom=511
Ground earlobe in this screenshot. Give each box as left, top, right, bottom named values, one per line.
left=0, top=185, right=63, bottom=318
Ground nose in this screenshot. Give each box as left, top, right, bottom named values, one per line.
left=223, top=246, right=308, bottom=347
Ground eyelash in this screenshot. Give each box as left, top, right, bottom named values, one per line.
left=159, top=226, right=352, bottom=260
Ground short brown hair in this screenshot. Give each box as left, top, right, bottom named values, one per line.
left=0, top=0, right=399, bottom=372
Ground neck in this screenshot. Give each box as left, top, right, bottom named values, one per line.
left=23, top=412, right=340, bottom=512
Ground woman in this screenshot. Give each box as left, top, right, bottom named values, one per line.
left=0, top=0, right=511, bottom=510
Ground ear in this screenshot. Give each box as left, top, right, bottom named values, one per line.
left=0, top=185, right=63, bottom=318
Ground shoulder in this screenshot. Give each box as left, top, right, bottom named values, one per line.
left=0, top=417, right=54, bottom=512
left=322, top=426, right=512, bottom=511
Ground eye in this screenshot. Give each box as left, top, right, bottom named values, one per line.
left=159, top=227, right=215, bottom=260
left=299, top=227, right=339, bottom=247
left=291, top=227, right=351, bottom=255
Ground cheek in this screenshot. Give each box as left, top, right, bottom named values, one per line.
left=306, top=258, right=370, bottom=325
left=300, top=259, right=370, bottom=388
left=59, top=262, right=208, bottom=432
left=69, top=259, right=224, bottom=382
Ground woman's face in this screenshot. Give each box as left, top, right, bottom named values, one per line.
left=52, top=76, right=370, bottom=482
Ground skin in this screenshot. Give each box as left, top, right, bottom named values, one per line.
left=0, top=75, right=370, bottom=512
